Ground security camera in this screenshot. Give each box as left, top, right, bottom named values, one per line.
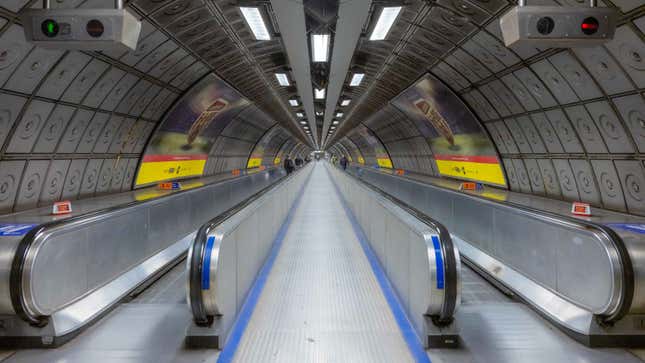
left=500, top=2, right=617, bottom=48
left=21, top=0, right=141, bottom=52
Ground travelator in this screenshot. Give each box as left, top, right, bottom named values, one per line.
left=186, top=161, right=461, bottom=349
left=345, top=164, right=645, bottom=347
left=0, top=166, right=286, bottom=347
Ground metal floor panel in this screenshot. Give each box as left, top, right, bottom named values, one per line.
left=231, top=164, right=414, bottom=363
left=428, top=264, right=644, bottom=363
left=1, top=261, right=219, bottom=363
left=131, top=260, right=188, bottom=304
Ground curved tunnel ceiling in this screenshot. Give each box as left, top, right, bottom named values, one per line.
left=0, top=0, right=643, bottom=218
left=0, top=0, right=312, bottom=214
left=327, top=0, right=645, bottom=217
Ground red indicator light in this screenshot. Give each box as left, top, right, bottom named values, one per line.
left=581, top=17, right=599, bottom=35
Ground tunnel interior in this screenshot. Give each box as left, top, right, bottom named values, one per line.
left=1, top=0, right=643, bottom=217
left=0, top=0, right=644, bottom=361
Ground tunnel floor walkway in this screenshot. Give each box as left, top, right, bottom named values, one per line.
left=1, top=162, right=644, bottom=363
left=227, top=163, right=415, bottom=362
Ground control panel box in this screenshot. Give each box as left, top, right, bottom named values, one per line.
left=21, top=8, right=141, bottom=52
left=500, top=6, right=617, bottom=48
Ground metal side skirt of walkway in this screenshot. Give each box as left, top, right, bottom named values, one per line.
left=228, top=163, right=415, bottom=363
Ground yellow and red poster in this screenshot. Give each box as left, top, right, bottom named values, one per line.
left=135, top=75, right=250, bottom=186
left=354, top=125, right=393, bottom=169
left=392, top=74, right=506, bottom=187
left=247, top=126, right=281, bottom=169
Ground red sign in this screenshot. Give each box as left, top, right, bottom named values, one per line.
left=52, top=201, right=72, bottom=215
left=158, top=182, right=181, bottom=190
left=571, top=202, right=591, bottom=216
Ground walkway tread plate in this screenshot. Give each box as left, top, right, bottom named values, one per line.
left=232, top=164, right=414, bottom=363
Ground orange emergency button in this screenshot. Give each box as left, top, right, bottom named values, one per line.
left=52, top=201, right=72, bottom=215
left=571, top=201, right=591, bottom=216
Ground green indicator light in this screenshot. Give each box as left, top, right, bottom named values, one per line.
left=41, top=19, right=59, bottom=38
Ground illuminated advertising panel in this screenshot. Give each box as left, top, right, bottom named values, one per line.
left=354, top=125, right=393, bottom=168
left=392, top=74, right=506, bottom=187
left=247, top=125, right=281, bottom=168
left=135, top=74, right=249, bottom=186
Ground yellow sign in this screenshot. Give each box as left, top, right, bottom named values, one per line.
left=274, top=157, right=281, bottom=165
left=136, top=159, right=206, bottom=186
left=358, top=156, right=365, bottom=165
left=377, top=158, right=393, bottom=168
left=247, top=158, right=262, bottom=168
left=435, top=159, right=506, bottom=186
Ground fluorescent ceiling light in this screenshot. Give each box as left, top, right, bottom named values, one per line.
left=349, top=73, right=364, bottom=87
left=369, top=7, right=402, bottom=41
left=332, top=120, right=339, bottom=125
left=240, top=7, right=271, bottom=41
left=316, top=111, right=323, bottom=116
left=335, top=112, right=343, bottom=118
left=340, top=99, right=351, bottom=106
left=311, top=34, right=330, bottom=62
left=296, top=112, right=304, bottom=117
left=304, top=126, right=309, bottom=129
left=331, top=126, right=336, bottom=129
left=300, top=120, right=307, bottom=124
left=315, top=88, right=325, bottom=99
left=289, top=99, right=299, bottom=107
left=275, top=73, right=290, bottom=86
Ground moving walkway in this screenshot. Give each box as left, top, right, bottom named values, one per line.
left=0, top=167, right=287, bottom=347
left=345, top=163, right=645, bottom=347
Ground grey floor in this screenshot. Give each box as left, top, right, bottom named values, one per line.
left=428, top=266, right=644, bottom=363
left=2, top=162, right=644, bottom=362
left=231, top=163, right=413, bottom=363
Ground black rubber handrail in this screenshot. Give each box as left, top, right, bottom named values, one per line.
left=188, top=165, right=310, bottom=326
left=334, top=165, right=459, bottom=324
left=9, top=167, right=282, bottom=326
left=351, top=164, right=634, bottom=324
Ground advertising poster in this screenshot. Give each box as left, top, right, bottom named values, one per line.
left=247, top=125, right=280, bottom=168
left=274, top=140, right=295, bottom=166
left=135, top=74, right=250, bottom=186
left=355, top=125, right=392, bottom=168
left=392, top=73, right=506, bottom=187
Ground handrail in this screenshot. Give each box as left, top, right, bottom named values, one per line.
left=336, top=165, right=459, bottom=324
left=9, top=167, right=282, bottom=326
left=331, top=164, right=460, bottom=325
left=188, top=165, right=309, bottom=326
left=350, top=165, right=634, bottom=324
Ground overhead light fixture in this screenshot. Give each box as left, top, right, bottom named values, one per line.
left=311, top=34, right=330, bottom=62
left=335, top=112, right=344, bottom=118
left=369, top=7, right=402, bottom=41
left=275, top=73, right=290, bottom=86
left=304, top=126, right=309, bottom=129
left=316, top=111, right=323, bottom=116
left=289, top=99, right=299, bottom=107
left=296, top=112, right=304, bottom=117
left=349, top=73, right=364, bottom=87
left=300, top=120, right=307, bottom=125
left=315, top=88, right=325, bottom=99
left=331, top=126, right=336, bottom=129
left=340, top=99, right=351, bottom=106
left=332, top=120, right=339, bottom=125
left=240, top=7, right=271, bottom=41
